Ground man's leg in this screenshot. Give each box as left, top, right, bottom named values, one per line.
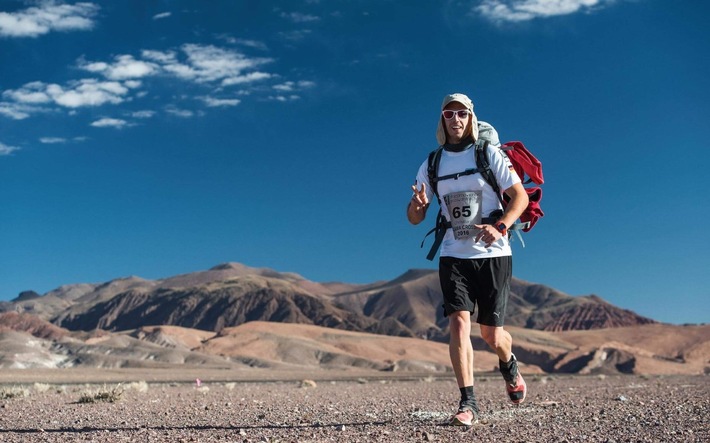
left=479, top=325, right=512, bottom=361
left=480, top=324, right=526, bottom=404
left=448, top=310, right=478, bottom=426
left=449, top=311, right=473, bottom=388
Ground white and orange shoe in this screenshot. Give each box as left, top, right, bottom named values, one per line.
left=449, top=407, right=477, bottom=427
left=500, top=354, right=527, bottom=404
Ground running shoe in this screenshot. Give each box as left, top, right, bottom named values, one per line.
left=505, top=372, right=527, bottom=404
left=500, top=354, right=527, bottom=404
left=449, top=398, right=479, bottom=427
left=449, top=408, right=477, bottom=427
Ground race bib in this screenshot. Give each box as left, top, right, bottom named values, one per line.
left=443, top=191, right=483, bottom=240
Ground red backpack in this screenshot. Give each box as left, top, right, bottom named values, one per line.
left=495, top=140, right=544, bottom=231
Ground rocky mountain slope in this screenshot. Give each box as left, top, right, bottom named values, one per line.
left=0, top=311, right=707, bottom=376
left=1, top=263, right=655, bottom=341
left=1, top=262, right=698, bottom=375
left=332, top=269, right=656, bottom=340
left=52, top=275, right=412, bottom=338
left=0, top=312, right=453, bottom=372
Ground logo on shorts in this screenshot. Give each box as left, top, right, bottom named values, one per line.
left=493, top=312, right=500, bottom=318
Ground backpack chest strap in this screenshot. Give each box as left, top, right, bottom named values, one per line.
left=431, top=167, right=486, bottom=184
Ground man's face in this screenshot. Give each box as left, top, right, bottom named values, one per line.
left=443, top=101, right=470, bottom=144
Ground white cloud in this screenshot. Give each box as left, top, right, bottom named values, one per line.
left=131, top=110, right=155, bottom=118
left=268, top=95, right=300, bottom=102
left=47, top=79, right=129, bottom=108
left=0, top=1, right=99, bottom=37
left=279, top=29, right=312, bottom=41
left=91, top=118, right=128, bottom=128
left=297, top=80, right=316, bottom=89
left=178, top=44, right=272, bottom=83
left=41, top=135, right=87, bottom=143
left=142, top=45, right=275, bottom=86
left=273, top=82, right=295, bottom=92
left=201, top=97, right=241, bottom=107
left=2, top=81, right=52, bottom=103
left=39, top=137, right=67, bottom=144
left=153, top=12, right=171, bottom=20
left=273, top=80, right=316, bottom=92
left=475, top=0, right=608, bottom=23
left=124, top=80, right=142, bottom=89
left=221, top=72, right=272, bottom=86
left=280, top=12, right=320, bottom=23
left=0, top=101, right=45, bottom=120
left=165, top=106, right=194, bottom=118
left=1, top=40, right=308, bottom=123
left=0, top=142, right=20, bottom=155
left=80, top=55, right=159, bottom=80
left=141, top=49, right=178, bottom=64
left=79, top=44, right=276, bottom=94
left=0, top=104, right=28, bottom=119
left=234, top=38, right=268, bottom=51
left=4, top=79, right=130, bottom=109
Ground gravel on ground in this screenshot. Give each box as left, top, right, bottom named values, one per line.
left=0, top=374, right=706, bottom=442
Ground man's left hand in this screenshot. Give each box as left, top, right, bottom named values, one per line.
left=473, top=224, right=502, bottom=247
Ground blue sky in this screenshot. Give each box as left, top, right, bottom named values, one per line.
left=1, top=0, right=708, bottom=325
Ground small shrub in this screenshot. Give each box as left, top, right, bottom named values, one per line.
left=78, top=384, right=124, bottom=403
left=33, top=383, right=51, bottom=393
left=299, top=379, right=317, bottom=388
left=124, top=381, right=149, bottom=393
left=0, top=386, right=29, bottom=399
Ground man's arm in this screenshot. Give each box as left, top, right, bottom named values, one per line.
left=407, top=182, right=429, bottom=225
left=474, top=182, right=528, bottom=247
left=498, top=182, right=528, bottom=229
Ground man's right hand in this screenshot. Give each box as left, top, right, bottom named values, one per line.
left=407, top=182, right=429, bottom=225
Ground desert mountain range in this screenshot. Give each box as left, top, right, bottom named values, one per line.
left=0, top=263, right=707, bottom=376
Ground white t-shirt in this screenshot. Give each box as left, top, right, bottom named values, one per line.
left=415, top=144, right=521, bottom=259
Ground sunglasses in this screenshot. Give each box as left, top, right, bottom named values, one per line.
left=442, top=110, right=471, bottom=120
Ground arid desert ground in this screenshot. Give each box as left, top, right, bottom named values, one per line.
left=0, top=370, right=706, bottom=443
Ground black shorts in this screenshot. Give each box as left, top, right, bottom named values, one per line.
left=439, top=255, right=512, bottom=327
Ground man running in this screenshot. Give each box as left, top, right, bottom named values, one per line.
left=407, top=93, right=529, bottom=426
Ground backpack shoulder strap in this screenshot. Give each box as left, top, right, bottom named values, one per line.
left=476, top=141, right=532, bottom=239
left=426, top=146, right=444, bottom=200
left=423, top=146, right=447, bottom=261
left=475, top=140, right=506, bottom=208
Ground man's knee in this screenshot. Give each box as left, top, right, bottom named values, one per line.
left=449, top=312, right=470, bottom=338
left=480, top=326, right=506, bottom=349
